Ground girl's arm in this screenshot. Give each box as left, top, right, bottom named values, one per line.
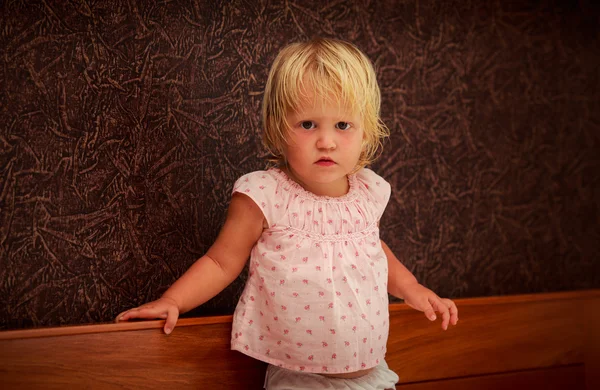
left=117, top=193, right=264, bottom=333
left=382, top=240, right=418, bottom=299
left=382, top=240, right=459, bottom=330
left=162, top=193, right=264, bottom=312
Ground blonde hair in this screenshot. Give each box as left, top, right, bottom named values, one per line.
left=262, top=37, right=389, bottom=169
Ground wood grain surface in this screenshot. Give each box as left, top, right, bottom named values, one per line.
left=1, top=290, right=598, bottom=389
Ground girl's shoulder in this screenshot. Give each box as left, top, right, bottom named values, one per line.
left=355, top=167, right=387, bottom=186
left=232, top=169, right=291, bottom=228
left=234, top=169, right=279, bottom=186
left=233, top=168, right=296, bottom=198
left=354, top=167, right=391, bottom=207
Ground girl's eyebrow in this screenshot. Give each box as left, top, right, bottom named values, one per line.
left=295, top=118, right=355, bottom=124
left=295, top=114, right=355, bottom=120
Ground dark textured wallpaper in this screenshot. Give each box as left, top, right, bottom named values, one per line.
left=1, top=0, right=599, bottom=330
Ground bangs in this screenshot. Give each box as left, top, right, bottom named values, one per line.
left=277, top=44, right=370, bottom=123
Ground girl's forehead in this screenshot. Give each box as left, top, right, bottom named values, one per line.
left=292, top=87, right=356, bottom=115
left=289, top=95, right=358, bottom=119
left=285, top=73, right=363, bottom=120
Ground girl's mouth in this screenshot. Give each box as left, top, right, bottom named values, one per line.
left=315, top=158, right=336, bottom=166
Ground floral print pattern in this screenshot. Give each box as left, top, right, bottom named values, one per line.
left=231, top=168, right=391, bottom=374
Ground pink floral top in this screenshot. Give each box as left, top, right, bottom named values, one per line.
left=230, top=167, right=392, bottom=374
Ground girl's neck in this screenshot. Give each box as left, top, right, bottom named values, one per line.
left=279, top=164, right=350, bottom=197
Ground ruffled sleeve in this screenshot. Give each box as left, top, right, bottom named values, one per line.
left=355, top=168, right=391, bottom=220
left=232, top=170, right=288, bottom=228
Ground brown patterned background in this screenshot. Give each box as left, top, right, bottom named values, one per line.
left=1, top=0, right=599, bottom=330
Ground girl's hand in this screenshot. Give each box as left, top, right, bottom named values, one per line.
left=401, top=283, right=458, bottom=330
left=115, top=297, right=180, bottom=335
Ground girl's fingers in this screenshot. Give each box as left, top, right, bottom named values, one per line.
left=429, top=297, right=451, bottom=330
left=116, top=309, right=136, bottom=322
left=163, top=306, right=179, bottom=335
left=136, top=306, right=166, bottom=320
left=119, top=308, right=142, bottom=321
left=117, top=306, right=164, bottom=322
left=444, top=299, right=459, bottom=325
left=413, top=294, right=458, bottom=330
left=422, top=303, right=437, bottom=321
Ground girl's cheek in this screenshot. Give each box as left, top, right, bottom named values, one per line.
left=340, top=131, right=363, bottom=146
left=291, top=129, right=312, bottom=143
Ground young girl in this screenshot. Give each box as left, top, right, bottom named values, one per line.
left=117, top=38, right=458, bottom=389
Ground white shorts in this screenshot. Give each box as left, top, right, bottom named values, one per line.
left=264, top=361, right=399, bottom=390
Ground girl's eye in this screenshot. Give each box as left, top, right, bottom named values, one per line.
left=336, top=122, right=351, bottom=130
left=300, top=121, right=315, bottom=130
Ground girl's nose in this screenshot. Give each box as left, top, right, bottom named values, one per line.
left=316, top=130, right=336, bottom=150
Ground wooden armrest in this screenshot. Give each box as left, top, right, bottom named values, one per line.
left=1, top=290, right=598, bottom=389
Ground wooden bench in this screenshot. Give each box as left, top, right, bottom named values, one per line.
left=1, top=290, right=598, bottom=389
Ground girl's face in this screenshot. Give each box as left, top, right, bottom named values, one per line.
left=283, top=88, right=364, bottom=197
